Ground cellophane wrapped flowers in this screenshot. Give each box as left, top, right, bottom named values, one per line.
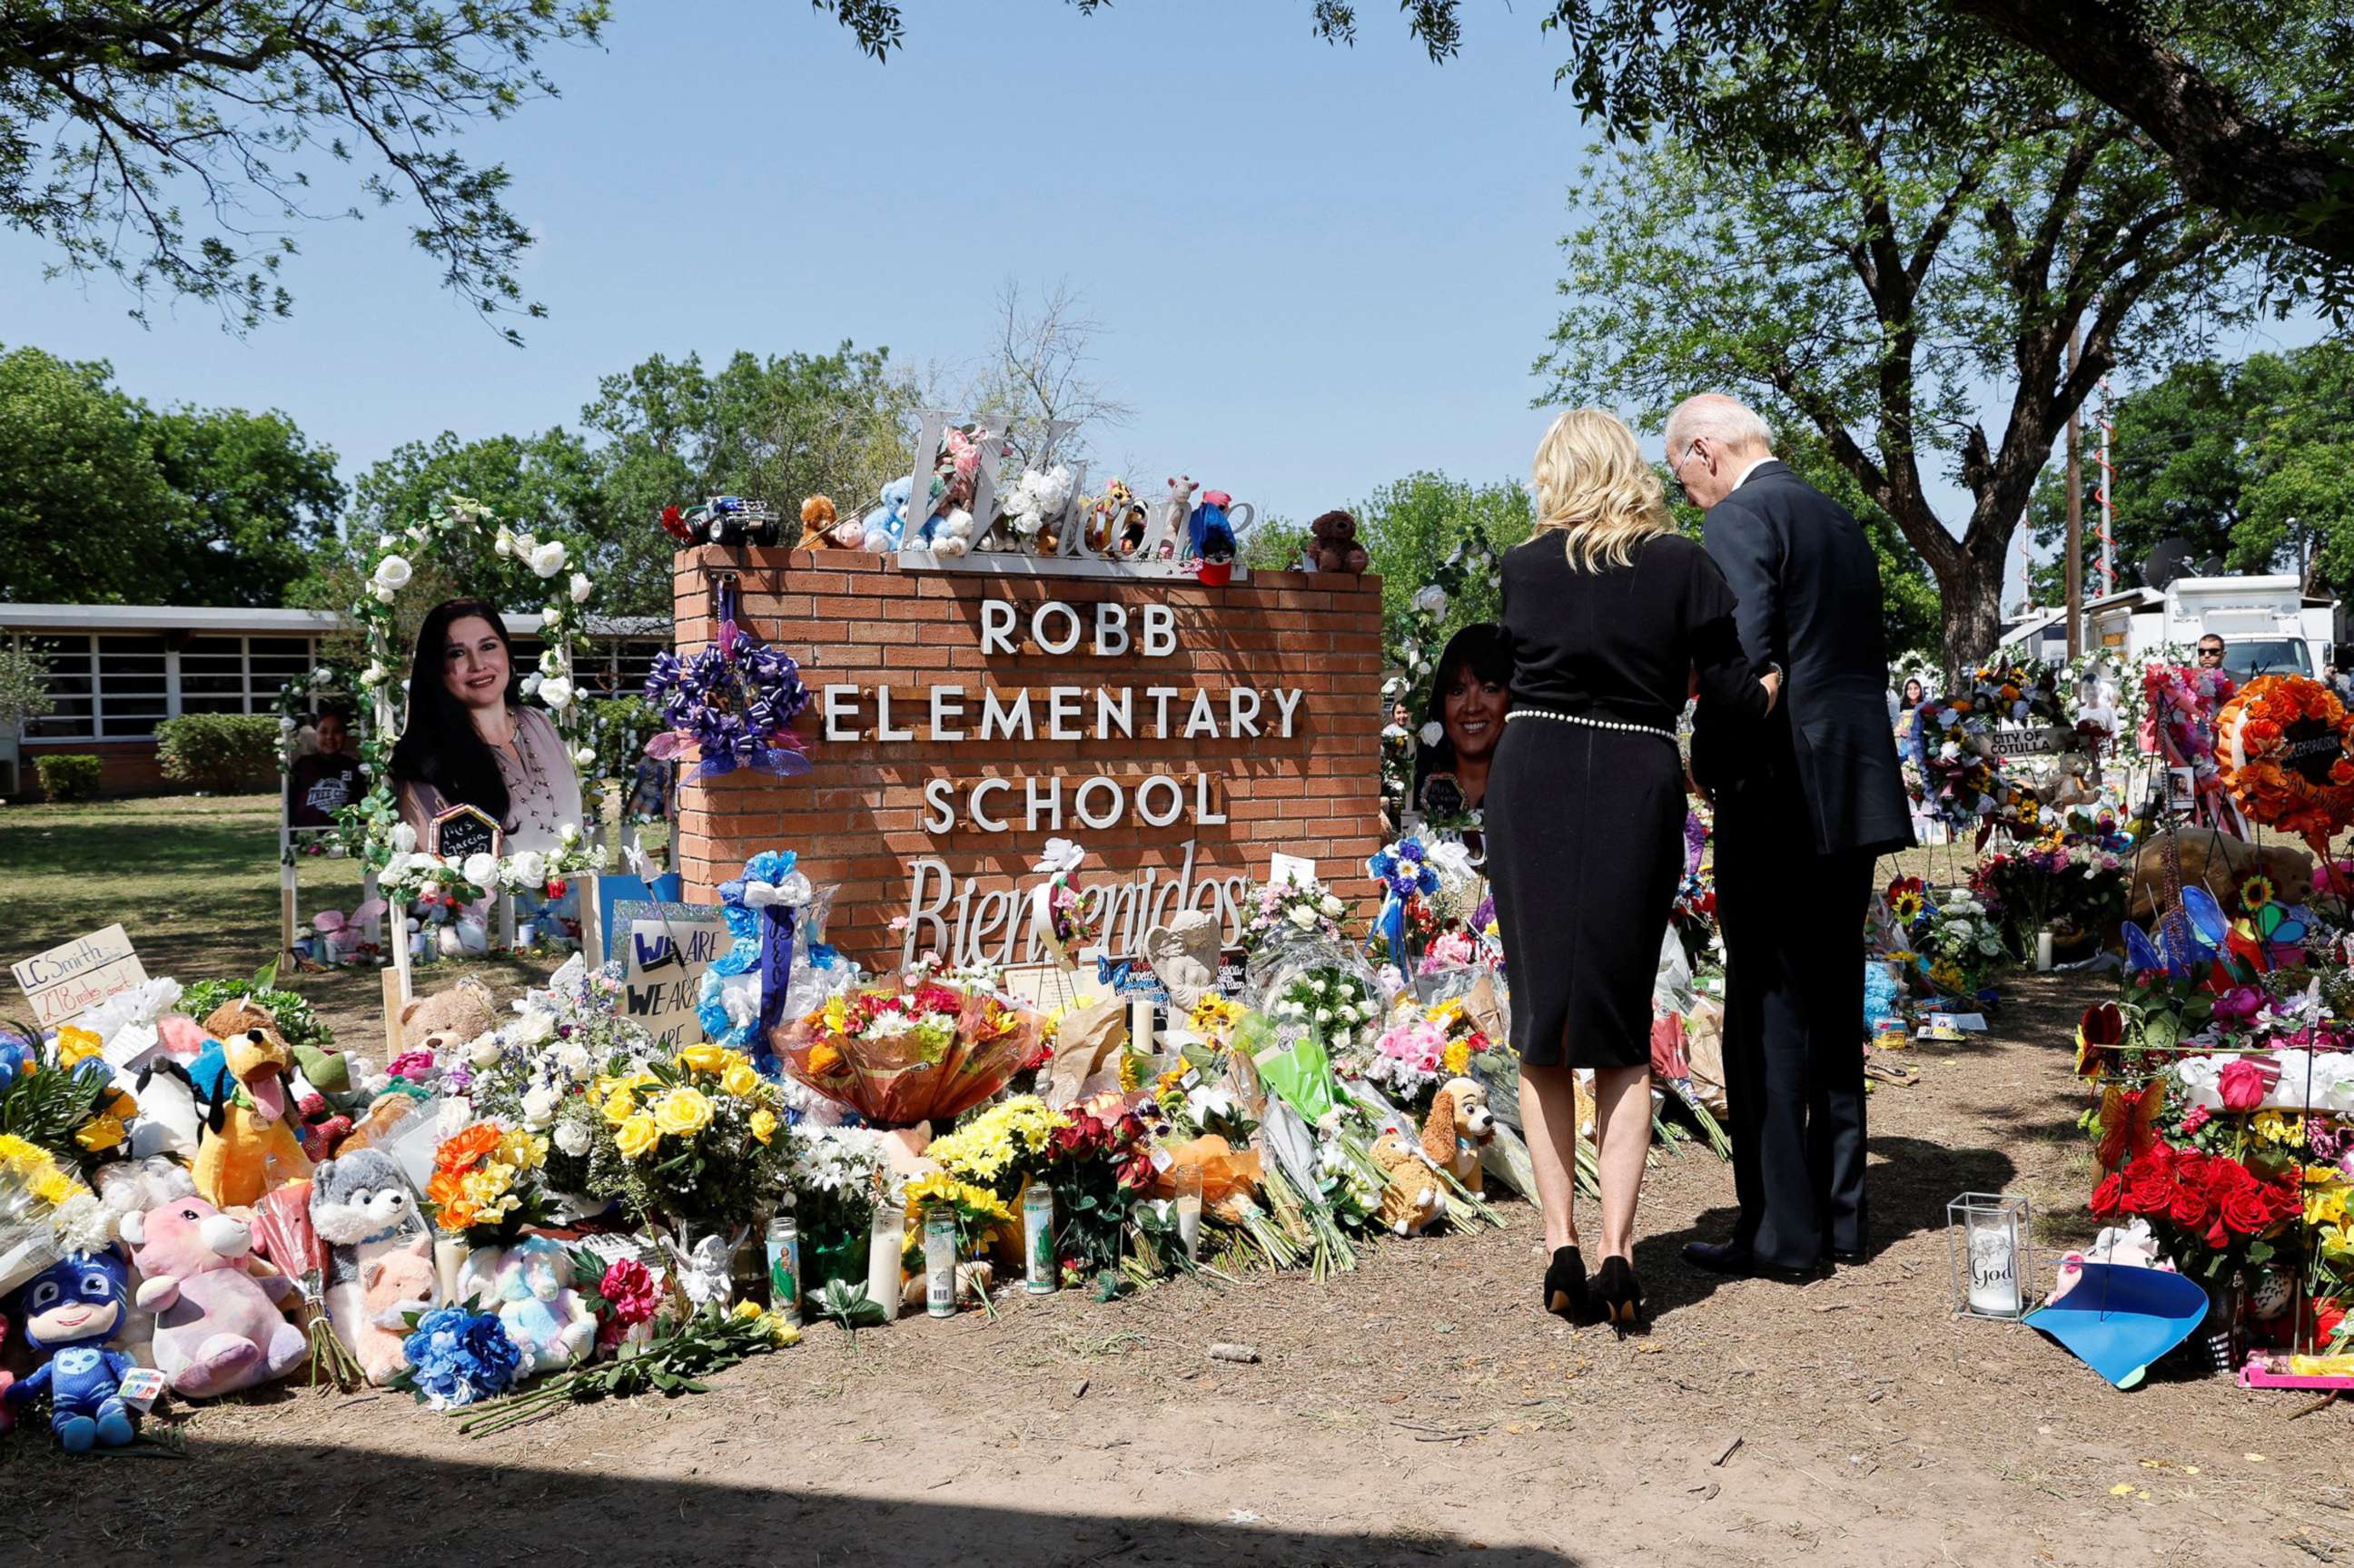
left=774, top=980, right=1040, bottom=1126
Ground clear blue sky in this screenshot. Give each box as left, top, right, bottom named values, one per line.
left=0, top=0, right=2329, bottom=604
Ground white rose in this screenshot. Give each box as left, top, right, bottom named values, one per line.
left=1412, top=584, right=1449, bottom=617
left=361, top=662, right=388, bottom=687
left=520, top=1085, right=559, bottom=1128
left=494, top=526, right=517, bottom=557
left=554, top=1120, right=590, bottom=1158
left=1320, top=894, right=1344, bottom=918
left=372, top=555, right=413, bottom=591
left=436, top=1098, right=473, bottom=1137
left=1419, top=721, right=1444, bottom=747
left=559, top=823, right=580, bottom=845
left=371, top=583, right=397, bottom=605
left=278, top=716, right=298, bottom=736
left=509, top=849, right=548, bottom=888
left=467, top=1032, right=505, bottom=1069
left=1288, top=905, right=1318, bottom=931
left=569, top=571, right=592, bottom=605
left=529, top=541, right=568, bottom=578
left=1315, top=1008, right=1333, bottom=1024
left=538, top=676, right=574, bottom=711
left=1307, top=978, right=1328, bottom=993
left=391, top=823, right=418, bottom=853
left=573, top=745, right=597, bottom=768
left=462, top=851, right=500, bottom=888
left=553, top=1040, right=590, bottom=1080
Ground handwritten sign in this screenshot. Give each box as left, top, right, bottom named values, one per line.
left=11, top=924, right=150, bottom=1031
left=428, top=804, right=503, bottom=862
left=613, top=900, right=728, bottom=1051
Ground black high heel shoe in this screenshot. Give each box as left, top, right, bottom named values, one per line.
left=1542, top=1246, right=1588, bottom=1321
left=1594, top=1255, right=1647, bottom=1337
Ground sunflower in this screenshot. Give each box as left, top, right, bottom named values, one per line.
left=2241, top=874, right=2277, bottom=911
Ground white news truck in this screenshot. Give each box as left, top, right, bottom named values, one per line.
left=2081, top=575, right=2335, bottom=681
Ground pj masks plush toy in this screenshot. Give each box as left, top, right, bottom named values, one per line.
left=5, top=1252, right=141, bottom=1452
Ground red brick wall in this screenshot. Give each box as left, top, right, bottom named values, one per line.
left=671, top=546, right=1386, bottom=969
left=19, top=740, right=171, bottom=799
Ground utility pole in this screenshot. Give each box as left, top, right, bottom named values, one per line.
left=2096, top=375, right=2115, bottom=596
left=2065, top=324, right=2084, bottom=659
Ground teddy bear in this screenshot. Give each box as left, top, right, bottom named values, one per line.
left=122, top=1194, right=307, bottom=1397
left=1309, top=509, right=1370, bottom=576
left=1370, top=1131, right=1446, bottom=1237
left=353, top=1236, right=435, bottom=1386
left=915, top=471, right=978, bottom=557
left=1420, top=1078, right=1496, bottom=1195
left=309, top=1149, right=428, bottom=1356
left=186, top=1024, right=314, bottom=1208
left=1152, top=476, right=1199, bottom=559
left=2127, top=828, right=2313, bottom=923
left=798, top=494, right=846, bottom=548
left=5, top=1252, right=142, bottom=1452
left=484, top=1235, right=597, bottom=1376
left=852, top=475, right=913, bottom=552
left=398, top=975, right=502, bottom=1060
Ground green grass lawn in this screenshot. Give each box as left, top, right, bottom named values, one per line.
left=0, top=794, right=559, bottom=1054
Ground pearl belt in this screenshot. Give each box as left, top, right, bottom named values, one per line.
left=1506, top=708, right=1677, bottom=743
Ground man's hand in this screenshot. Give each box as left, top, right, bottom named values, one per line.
left=1760, top=668, right=1782, bottom=713
left=1686, top=764, right=1713, bottom=807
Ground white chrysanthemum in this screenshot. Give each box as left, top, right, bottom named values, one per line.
left=554, top=1119, right=591, bottom=1158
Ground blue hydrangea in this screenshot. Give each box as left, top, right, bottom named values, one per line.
left=400, top=1305, right=522, bottom=1409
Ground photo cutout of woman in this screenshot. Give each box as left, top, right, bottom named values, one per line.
left=389, top=597, right=585, bottom=853
left=1412, top=623, right=1511, bottom=829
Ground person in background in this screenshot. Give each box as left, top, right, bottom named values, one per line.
left=1675, top=391, right=1914, bottom=1286
left=286, top=708, right=362, bottom=829
left=1379, top=696, right=1417, bottom=828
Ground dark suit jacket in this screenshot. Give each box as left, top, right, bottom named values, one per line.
left=1693, top=460, right=1914, bottom=857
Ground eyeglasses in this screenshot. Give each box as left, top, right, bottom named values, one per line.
left=1665, top=441, right=1698, bottom=501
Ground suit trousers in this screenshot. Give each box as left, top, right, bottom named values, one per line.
left=1712, top=803, right=1874, bottom=1269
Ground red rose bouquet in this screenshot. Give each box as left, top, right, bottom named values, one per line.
left=2090, top=1139, right=2303, bottom=1279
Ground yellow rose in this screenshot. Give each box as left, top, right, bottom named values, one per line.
left=601, top=1088, right=637, bottom=1125
left=497, top=1130, right=549, bottom=1171
left=615, top=1112, right=662, bottom=1159
left=678, top=1043, right=727, bottom=1076
left=720, top=1061, right=761, bottom=1099
left=74, top=1114, right=126, bottom=1152
left=749, top=1108, right=778, bottom=1145
left=731, top=1298, right=763, bottom=1322
left=653, top=1086, right=713, bottom=1137
left=54, top=1026, right=103, bottom=1069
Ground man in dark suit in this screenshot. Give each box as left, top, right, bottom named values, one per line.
left=1672, top=394, right=1914, bottom=1282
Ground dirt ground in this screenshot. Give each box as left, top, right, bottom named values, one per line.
left=6, top=968, right=2350, bottom=1567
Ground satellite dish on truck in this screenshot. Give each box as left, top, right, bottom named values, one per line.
left=2141, top=537, right=2194, bottom=591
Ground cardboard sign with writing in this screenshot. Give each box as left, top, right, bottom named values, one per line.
left=11, top=924, right=150, bottom=1030
left=429, top=804, right=503, bottom=862
left=613, top=900, right=730, bottom=1051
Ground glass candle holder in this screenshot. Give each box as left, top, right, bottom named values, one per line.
left=1947, top=1191, right=2033, bottom=1320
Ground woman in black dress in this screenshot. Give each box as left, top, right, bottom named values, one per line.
left=1486, top=409, right=1778, bottom=1330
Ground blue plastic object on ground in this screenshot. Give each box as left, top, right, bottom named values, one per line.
left=2024, top=1262, right=2211, bottom=1389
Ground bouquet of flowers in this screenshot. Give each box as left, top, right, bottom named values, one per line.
left=1905, top=885, right=2006, bottom=999
left=773, top=980, right=1042, bottom=1127
left=0, top=1026, right=135, bottom=1173
left=563, top=1043, right=794, bottom=1233
left=1243, top=871, right=1347, bottom=957
left=1366, top=837, right=1443, bottom=971
left=0, top=1131, right=113, bottom=1293
left=1360, top=995, right=1501, bottom=1115
left=2090, top=1139, right=2304, bottom=1282
left=1971, top=840, right=2131, bottom=960
left=787, top=1127, right=890, bottom=1290
left=391, top=1301, right=524, bottom=1410
left=1971, top=656, right=2066, bottom=730
left=425, top=1122, right=564, bottom=1247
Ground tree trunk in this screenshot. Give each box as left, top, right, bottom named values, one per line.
left=1938, top=549, right=2008, bottom=688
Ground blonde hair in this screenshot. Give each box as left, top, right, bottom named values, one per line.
left=1530, top=408, right=1675, bottom=572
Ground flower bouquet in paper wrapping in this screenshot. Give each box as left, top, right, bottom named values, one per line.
left=772, top=981, right=1042, bottom=1128
left=1029, top=837, right=1103, bottom=971
left=248, top=1177, right=365, bottom=1387
left=1241, top=869, right=1357, bottom=1006
left=0, top=1133, right=113, bottom=1295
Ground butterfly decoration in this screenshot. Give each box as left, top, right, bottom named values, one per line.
left=2122, top=883, right=2262, bottom=989
left=2234, top=893, right=2309, bottom=970
left=2096, top=1080, right=2165, bottom=1173
left=2075, top=1001, right=2124, bottom=1080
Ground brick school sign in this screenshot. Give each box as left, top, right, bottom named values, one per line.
left=670, top=547, right=1385, bottom=971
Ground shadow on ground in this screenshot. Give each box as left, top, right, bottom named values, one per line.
left=0, top=1443, right=1580, bottom=1567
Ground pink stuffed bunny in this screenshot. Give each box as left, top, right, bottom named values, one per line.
left=122, top=1195, right=309, bottom=1397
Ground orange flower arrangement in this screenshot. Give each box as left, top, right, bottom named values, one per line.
left=2216, top=675, right=2354, bottom=853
